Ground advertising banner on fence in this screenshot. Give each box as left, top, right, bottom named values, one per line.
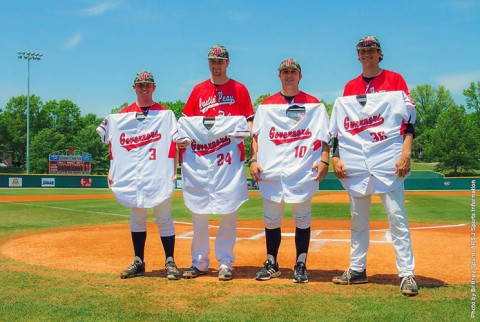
left=41, top=178, right=56, bottom=187
left=8, top=177, right=22, bottom=187
left=80, top=178, right=92, bottom=187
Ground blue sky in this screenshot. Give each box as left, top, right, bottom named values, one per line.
left=1, top=0, right=479, bottom=117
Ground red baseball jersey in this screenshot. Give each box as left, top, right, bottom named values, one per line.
left=120, top=102, right=167, bottom=113
left=343, top=69, right=411, bottom=96
left=261, top=91, right=320, bottom=105
left=182, top=79, right=254, bottom=119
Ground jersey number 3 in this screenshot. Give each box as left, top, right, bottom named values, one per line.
left=149, top=148, right=157, bottom=160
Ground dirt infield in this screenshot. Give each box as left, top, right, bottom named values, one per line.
left=0, top=190, right=471, bottom=286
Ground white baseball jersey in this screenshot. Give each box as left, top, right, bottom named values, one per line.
left=252, top=103, right=330, bottom=203
left=176, top=116, right=250, bottom=214
left=97, top=110, right=177, bottom=208
left=329, top=90, right=416, bottom=196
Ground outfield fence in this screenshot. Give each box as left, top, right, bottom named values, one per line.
left=0, top=171, right=477, bottom=190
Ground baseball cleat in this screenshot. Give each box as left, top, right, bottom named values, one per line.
left=120, top=257, right=145, bottom=279
left=218, top=267, right=233, bottom=281
left=182, top=266, right=208, bottom=279
left=165, top=261, right=181, bottom=280
left=255, top=259, right=281, bottom=281
left=400, top=276, right=418, bottom=296
left=332, top=268, right=367, bottom=285
left=293, top=261, right=308, bottom=283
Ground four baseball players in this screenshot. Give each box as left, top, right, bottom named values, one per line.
left=99, top=38, right=419, bottom=296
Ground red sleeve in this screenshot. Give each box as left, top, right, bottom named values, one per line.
left=182, top=90, right=198, bottom=116
left=240, top=85, right=255, bottom=119
left=168, top=140, right=176, bottom=158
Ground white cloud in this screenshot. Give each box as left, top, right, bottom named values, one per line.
left=435, top=71, right=480, bottom=95
left=65, top=32, right=85, bottom=50
left=81, top=0, right=121, bottom=16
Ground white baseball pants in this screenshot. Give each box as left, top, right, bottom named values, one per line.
left=190, top=211, right=237, bottom=271
left=348, top=185, right=415, bottom=277
left=129, top=198, right=175, bottom=237
left=262, top=198, right=312, bottom=229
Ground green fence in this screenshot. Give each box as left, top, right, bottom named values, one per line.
left=0, top=171, right=477, bottom=190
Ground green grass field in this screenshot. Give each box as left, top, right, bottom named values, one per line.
left=0, top=188, right=476, bottom=321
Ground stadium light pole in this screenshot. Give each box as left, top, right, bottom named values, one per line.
left=17, top=51, right=43, bottom=174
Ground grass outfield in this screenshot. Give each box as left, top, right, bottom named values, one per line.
left=0, top=188, right=475, bottom=321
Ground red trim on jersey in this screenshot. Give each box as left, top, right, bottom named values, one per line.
left=179, top=148, right=186, bottom=164
left=168, top=140, right=176, bottom=158
left=109, top=142, right=113, bottom=160
left=399, top=122, right=407, bottom=136
left=182, top=79, right=254, bottom=119
left=238, top=142, right=245, bottom=162
left=313, top=140, right=322, bottom=151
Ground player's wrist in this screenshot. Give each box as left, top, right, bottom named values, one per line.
left=248, top=159, right=257, bottom=166
left=320, top=160, right=329, bottom=166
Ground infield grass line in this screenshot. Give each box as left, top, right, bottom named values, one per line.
left=0, top=201, right=130, bottom=218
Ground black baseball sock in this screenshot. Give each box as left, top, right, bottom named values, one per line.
left=265, top=227, right=281, bottom=263
left=295, top=227, right=310, bottom=263
left=131, top=231, right=147, bottom=262
left=161, top=235, right=175, bottom=261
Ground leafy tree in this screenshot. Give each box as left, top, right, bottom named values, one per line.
left=42, top=99, right=83, bottom=141
left=29, top=128, right=68, bottom=173
left=73, top=124, right=110, bottom=175
left=410, top=85, right=456, bottom=160
left=323, top=101, right=334, bottom=116
left=81, top=113, right=101, bottom=128
left=161, top=100, right=185, bottom=119
left=411, top=85, right=455, bottom=135
left=111, top=102, right=128, bottom=114
left=463, top=81, right=480, bottom=127
left=424, top=105, right=479, bottom=175
left=2, top=95, right=43, bottom=166
left=253, top=94, right=270, bottom=110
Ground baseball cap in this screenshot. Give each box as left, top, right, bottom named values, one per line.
left=134, top=71, right=155, bottom=84
left=356, top=35, right=382, bottom=50
left=207, top=45, right=229, bottom=59
left=356, top=35, right=383, bottom=61
left=278, top=58, right=301, bottom=72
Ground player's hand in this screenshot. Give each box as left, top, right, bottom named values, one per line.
left=395, top=153, right=411, bottom=177
left=177, top=140, right=190, bottom=149
left=312, top=162, right=328, bottom=182
left=250, top=162, right=264, bottom=182
left=171, top=175, right=177, bottom=183
left=332, top=157, right=347, bottom=179
left=107, top=174, right=114, bottom=189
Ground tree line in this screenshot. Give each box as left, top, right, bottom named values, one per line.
left=0, top=82, right=478, bottom=176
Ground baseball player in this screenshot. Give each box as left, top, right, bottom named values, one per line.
left=178, top=44, right=255, bottom=281
left=96, top=71, right=181, bottom=280
left=176, top=115, right=250, bottom=281
left=250, top=58, right=330, bottom=283
left=330, top=36, right=418, bottom=296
